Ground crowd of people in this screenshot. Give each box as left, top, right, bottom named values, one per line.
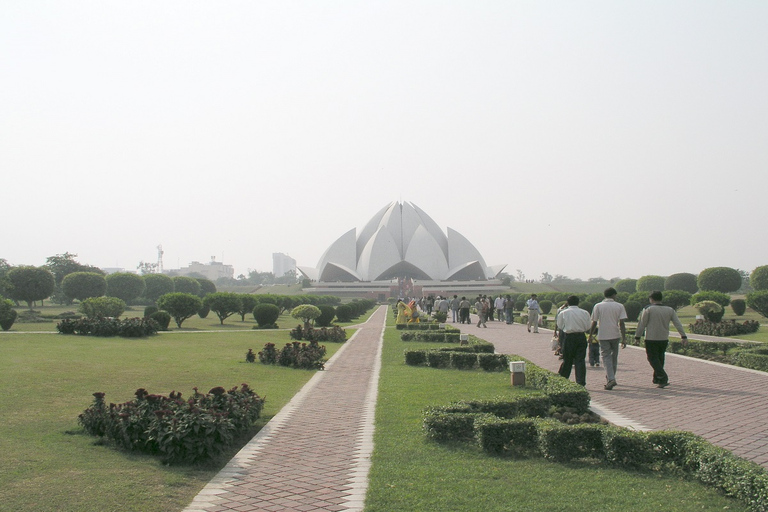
left=395, top=288, right=688, bottom=392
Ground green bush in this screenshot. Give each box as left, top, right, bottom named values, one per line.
left=315, top=305, right=336, bottom=327
left=450, top=352, right=478, bottom=370
left=423, top=410, right=482, bottom=443
left=57, top=316, right=158, bottom=337
left=750, top=265, right=768, bottom=291
left=253, top=303, right=280, bottom=327
left=477, top=353, right=508, bottom=371
left=62, top=272, right=107, bottom=302
left=698, top=267, right=742, bottom=293
left=636, top=275, right=666, bottom=292
left=538, top=300, right=553, bottom=314
left=149, top=311, right=171, bottom=331
left=171, top=276, right=201, bottom=296
left=614, top=279, right=637, bottom=293
left=78, top=384, right=265, bottom=463
left=404, top=349, right=427, bottom=366
left=688, top=319, right=759, bottom=337
left=474, top=416, right=540, bottom=456
left=204, top=292, right=242, bottom=325
left=426, top=351, right=452, bottom=368
left=0, top=299, right=18, bottom=331
left=537, top=422, right=605, bottom=462
left=731, top=298, right=746, bottom=316
left=79, top=296, right=126, bottom=318
left=142, top=274, right=174, bottom=302
left=691, top=290, right=731, bottom=308
left=156, top=292, right=203, bottom=328
left=693, top=301, right=725, bottom=323
left=273, top=341, right=326, bottom=369
left=732, top=347, right=768, bottom=372
left=602, top=428, right=654, bottom=467
left=335, top=304, right=353, bottom=322
left=105, top=272, right=146, bottom=303
left=623, top=300, right=643, bottom=322
left=747, top=290, right=768, bottom=318
left=661, top=290, right=692, bottom=310
left=665, top=272, right=699, bottom=293
left=143, top=306, right=158, bottom=318
left=197, top=304, right=210, bottom=318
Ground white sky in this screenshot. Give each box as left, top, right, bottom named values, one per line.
left=2, top=1, right=767, bottom=281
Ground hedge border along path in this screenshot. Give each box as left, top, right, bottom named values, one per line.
left=454, top=313, right=768, bottom=469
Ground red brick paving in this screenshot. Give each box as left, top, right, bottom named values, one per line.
left=183, top=306, right=386, bottom=512
left=455, top=315, right=768, bottom=468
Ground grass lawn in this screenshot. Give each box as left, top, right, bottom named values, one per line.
left=0, top=308, right=357, bottom=512
left=365, top=312, right=749, bottom=511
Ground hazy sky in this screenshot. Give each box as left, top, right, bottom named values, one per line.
left=3, top=1, right=767, bottom=281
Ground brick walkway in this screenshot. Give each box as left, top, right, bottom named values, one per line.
left=456, top=315, right=768, bottom=468
left=183, top=306, right=387, bottom=512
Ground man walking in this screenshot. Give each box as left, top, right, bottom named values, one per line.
left=556, top=295, right=592, bottom=386
left=474, top=296, right=488, bottom=328
left=588, top=287, right=628, bottom=390
left=504, top=295, right=515, bottom=324
left=458, top=296, right=471, bottom=324
left=450, top=295, right=460, bottom=323
left=526, top=294, right=540, bottom=333
left=634, top=291, right=688, bottom=388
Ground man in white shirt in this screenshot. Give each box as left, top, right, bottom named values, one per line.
left=588, top=287, right=628, bottom=390
left=556, top=295, right=592, bottom=386
left=526, top=294, right=540, bottom=333
left=494, top=296, right=506, bottom=322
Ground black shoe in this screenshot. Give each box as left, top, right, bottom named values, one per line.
left=604, top=380, right=617, bottom=390
left=656, top=382, right=669, bottom=389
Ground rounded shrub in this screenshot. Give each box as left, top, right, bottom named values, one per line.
left=746, top=291, right=768, bottom=319
left=614, top=279, right=637, bottom=294
left=150, top=310, right=171, bottom=330
left=335, top=304, right=353, bottom=322
left=0, top=299, right=18, bottom=331
left=661, top=290, right=692, bottom=310
left=664, top=272, right=699, bottom=293
left=636, top=275, right=666, bottom=292
left=143, top=274, right=174, bottom=302
left=623, top=301, right=643, bottom=323
left=105, top=272, right=146, bottom=303
left=731, top=298, right=746, bottom=316
left=62, top=272, right=107, bottom=302
left=538, top=300, right=553, bottom=315
left=315, top=305, right=336, bottom=327
left=198, top=304, right=211, bottom=318
left=697, top=266, right=742, bottom=293
left=691, top=290, right=731, bottom=308
left=79, top=296, right=126, bottom=318
left=144, top=306, right=158, bottom=318
left=750, top=266, right=768, bottom=291
left=253, top=303, right=280, bottom=327
left=694, top=301, right=724, bottom=323
left=171, top=276, right=202, bottom=296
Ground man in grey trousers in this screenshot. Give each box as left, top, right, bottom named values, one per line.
left=588, top=287, right=628, bottom=390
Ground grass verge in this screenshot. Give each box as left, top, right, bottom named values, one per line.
left=365, top=313, right=749, bottom=511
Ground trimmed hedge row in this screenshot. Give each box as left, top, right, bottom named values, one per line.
left=405, top=349, right=508, bottom=371
left=396, top=323, right=452, bottom=330
left=688, top=319, right=760, bottom=337
left=401, top=331, right=461, bottom=343
left=57, top=317, right=159, bottom=337
left=524, top=359, right=590, bottom=412
left=733, top=348, right=768, bottom=372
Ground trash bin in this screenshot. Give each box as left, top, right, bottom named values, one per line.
left=509, top=361, right=526, bottom=386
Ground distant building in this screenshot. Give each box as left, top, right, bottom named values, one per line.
left=173, top=257, right=234, bottom=281
left=273, top=252, right=296, bottom=278
left=101, top=267, right=129, bottom=275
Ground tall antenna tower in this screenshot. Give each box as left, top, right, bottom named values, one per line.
left=157, top=245, right=164, bottom=273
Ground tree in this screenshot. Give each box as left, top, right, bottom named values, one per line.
left=614, top=279, right=637, bottom=294
left=540, top=272, right=553, bottom=284
left=664, top=273, right=699, bottom=294
left=62, top=272, right=107, bottom=302
left=196, top=278, right=217, bottom=297
left=660, top=290, right=692, bottom=310
left=636, top=275, right=666, bottom=292
left=238, top=294, right=259, bottom=321
left=204, top=292, right=242, bottom=325
left=172, top=276, right=201, bottom=296
left=7, top=266, right=55, bottom=309
left=143, top=274, right=174, bottom=303
left=747, top=291, right=768, bottom=318
left=106, top=272, right=146, bottom=303
left=253, top=303, right=280, bottom=327
left=44, top=253, right=104, bottom=305
left=0, top=259, right=12, bottom=299
left=751, top=266, right=768, bottom=291
left=157, top=293, right=203, bottom=328
left=697, top=267, right=742, bottom=293
left=291, top=304, right=322, bottom=330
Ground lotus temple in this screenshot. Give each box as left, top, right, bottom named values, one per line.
left=298, top=201, right=507, bottom=299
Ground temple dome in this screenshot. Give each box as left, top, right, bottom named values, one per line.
left=299, top=201, right=504, bottom=282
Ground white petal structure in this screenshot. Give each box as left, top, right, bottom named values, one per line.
left=299, top=201, right=504, bottom=282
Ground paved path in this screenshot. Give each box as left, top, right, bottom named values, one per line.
left=183, top=305, right=387, bottom=512
left=456, top=315, right=768, bottom=468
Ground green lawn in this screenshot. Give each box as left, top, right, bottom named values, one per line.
left=365, top=313, right=749, bottom=511
left=0, top=321, right=348, bottom=512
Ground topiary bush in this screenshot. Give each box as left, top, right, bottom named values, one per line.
left=730, top=298, right=746, bottom=316
left=79, top=296, right=126, bottom=318
left=664, top=272, right=699, bottom=293
left=746, top=291, right=768, bottom=319
left=150, top=311, right=171, bottom=331
left=697, top=267, right=742, bottom=293
left=614, top=279, right=637, bottom=293
left=636, top=275, right=666, bottom=292
left=253, top=303, right=280, bottom=328
left=144, top=306, right=158, bottom=318
left=661, top=290, right=692, bottom=310
left=538, top=300, right=553, bottom=315
left=750, top=266, right=768, bottom=292
left=691, top=290, right=731, bottom=308
left=315, top=305, right=336, bottom=327
left=0, top=299, right=18, bottom=331
left=197, top=304, right=211, bottom=318
left=335, top=304, right=353, bottom=322
left=694, top=301, right=725, bottom=323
